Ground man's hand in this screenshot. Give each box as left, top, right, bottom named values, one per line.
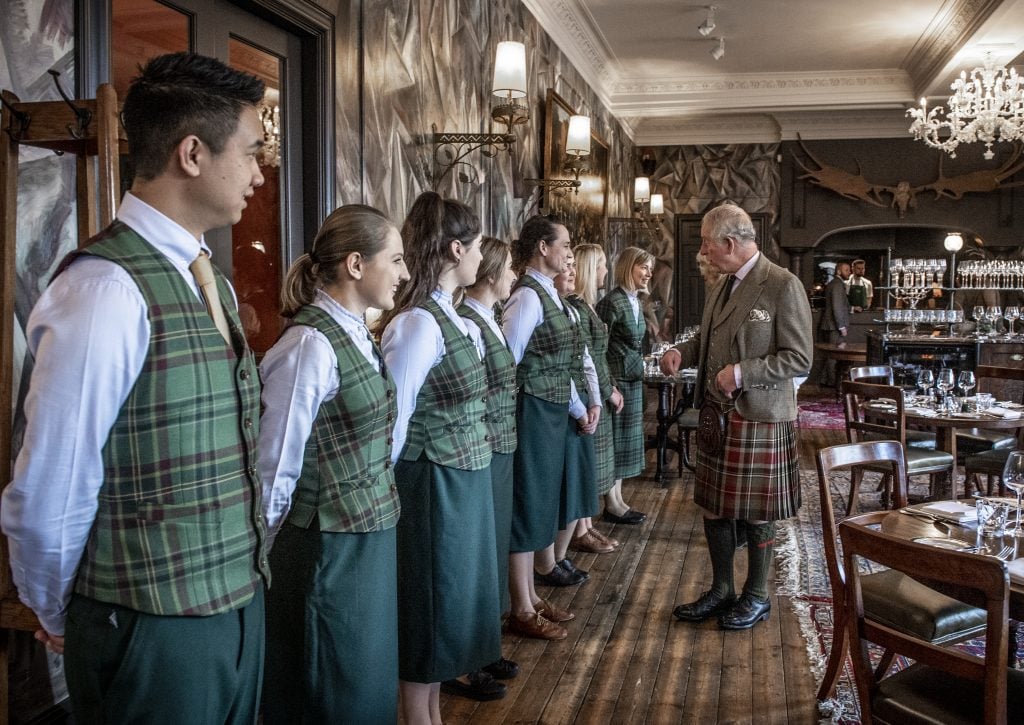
left=716, top=364, right=739, bottom=398
left=609, top=387, right=624, bottom=413
left=35, top=629, right=64, bottom=655
left=660, top=348, right=682, bottom=375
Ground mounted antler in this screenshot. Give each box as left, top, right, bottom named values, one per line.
left=924, top=144, right=1024, bottom=200
left=793, top=137, right=886, bottom=207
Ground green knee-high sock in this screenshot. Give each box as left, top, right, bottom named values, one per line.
left=703, top=517, right=736, bottom=599
left=743, top=521, right=776, bottom=600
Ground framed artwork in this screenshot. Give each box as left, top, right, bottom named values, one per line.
left=542, top=89, right=608, bottom=247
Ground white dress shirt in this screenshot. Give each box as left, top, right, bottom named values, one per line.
left=1, top=193, right=225, bottom=635
left=381, top=289, right=484, bottom=465
left=502, top=268, right=599, bottom=418
left=728, top=252, right=760, bottom=388
left=258, top=290, right=381, bottom=543
left=461, top=296, right=506, bottom=344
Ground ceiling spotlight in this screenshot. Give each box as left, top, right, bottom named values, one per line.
left=710, top=37, right=725, bottom=61
left=698, top=6, right=716, bottom=37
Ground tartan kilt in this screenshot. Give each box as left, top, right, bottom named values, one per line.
left=594, top=408, right=615, bottom=494
left=694, top=410, right=800, bottom=521
left=611, top=378, right=645, bottom=479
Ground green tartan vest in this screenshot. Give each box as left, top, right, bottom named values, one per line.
left=286, top=306, right=400, bottom=532
left=71, top=222, right=268, bottom=616
left=568, top=295, right=614, bottom=402
left=457, top=301, right=518, bottom=455
left=399, top=298, right=491, bottom=471
left=514, top=274, right=583, bottom=405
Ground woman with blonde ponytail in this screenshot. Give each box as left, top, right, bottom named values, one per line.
left=258, top=204, right=409, bottom=724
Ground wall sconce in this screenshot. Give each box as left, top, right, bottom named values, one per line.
left=634, top=176, right=651, bottom=204
left=525, top=114, right=591, bottom=193
left=432, top=40, right=529, bottom=184
left=649, top=193, right=664, bottom=216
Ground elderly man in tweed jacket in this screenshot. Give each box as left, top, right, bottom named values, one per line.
left=661, top=203, right=812, bottom=630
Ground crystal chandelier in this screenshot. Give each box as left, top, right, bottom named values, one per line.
left=259, top=103, right=281, bottom=168
left=907, top=52, right=1024, bottom=160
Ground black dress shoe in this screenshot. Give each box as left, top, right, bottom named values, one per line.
left=482, top=656, right=519, bottom=680
left=558, top=558, right=589, bottom=581
left=602, top=509, right=647, bottom=525
left=535, top=563, right=585, bottom=586
left=719, top=593, right=771, bottom=630
left=441, top=671, right=507, bottom=701
left=672, top=590, right=737, bottom=622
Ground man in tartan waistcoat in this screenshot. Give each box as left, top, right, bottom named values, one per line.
left=661, top=204, right=812, bottom=630
left=2, top=53, right=270, bottom=723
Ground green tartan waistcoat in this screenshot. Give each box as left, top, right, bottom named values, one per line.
left=399, top=298, right=491, bottom=471
left=72, top=222, right=268, bottom=616
left=514, top=275, right=583, bottom=405
left=457, top=302, right=517, bottom=455
left=287, top=306, right=400, bottom=532
left=568, top=295, right=614, bottom=402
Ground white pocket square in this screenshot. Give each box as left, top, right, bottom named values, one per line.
left=748, top=309, right=771, bottom=322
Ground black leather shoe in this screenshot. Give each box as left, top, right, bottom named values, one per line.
left=602, top=509, right=647, bottom=525
left=719, top=593, right=771, bottom=630
left=482, top=657, right=519, bottom=680
left=672, top=590, right=737, bottom=622
left=558, top=558, right=589, bottom=582
left=441, top=671, right=507, bottom=701
left=535, top=563, right=585, bottom=586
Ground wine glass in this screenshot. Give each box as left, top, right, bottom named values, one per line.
left=916, top=369, right=934, bottom=404
left=1002, top=451, right=1024, bottom=538
left=936, top=368, right=955, bottom=414
left=972, top=305, right=986, bottom=338
left=987, top=306, right=1003, bottom=337
left=1004, top=306, right=1020, bottom=339
left=957, top=370, right=976, bottom=403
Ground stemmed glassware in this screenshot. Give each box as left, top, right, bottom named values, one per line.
left=957, top=371, right=976, bottom=407
left=972, top=305, right=986, bottom=337
left=917, top=369, right=935, bottom=405
left=936, top=368, right=955, bottom=414
left=1004, top=306, right=1020, bottom=339
left=1002, top=451, right=1024, bottom=538
left=987, top=306, right=1003, bottom=337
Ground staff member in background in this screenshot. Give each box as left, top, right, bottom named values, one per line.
left=381, top=192, right=500, bottom=725
left=566, top=244, right=622, bottom=554
left=661, top=203, right=812, bottom=631
left=2, top=52, right=269, bottom=722
left=258, top=205, right=408, bottom=723
left=846, top=258, right=873, bottom=311
left=502, top=215, right=591, bottom=640
left=446, top=237, right=521, bottom=701
left=818, top=261, right=851, bottom=387
left=597, top=246, right=656, bottom=525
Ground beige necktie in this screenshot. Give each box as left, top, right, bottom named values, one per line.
left=189, top=252, right=232, bottom=344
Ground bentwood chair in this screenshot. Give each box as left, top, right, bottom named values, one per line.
left=849, top=365, right=937, bottom=451
left=839, top=516, right=1024, bottom=724
left=815, top=441, right=986, bottom=703
left=965, top=365, right=1024, bottom=496
left=842, top=380, right=955, bottom=514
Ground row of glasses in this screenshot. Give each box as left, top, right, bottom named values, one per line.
left=914, top=368, right=979, bottom=413
left=884, top=308, right=965, bottom=324
left=956, top=260, right=1024, bottom=289
left=970, top=305, right=1021, bottom=338
left=891, top=258, right=947, bottom=287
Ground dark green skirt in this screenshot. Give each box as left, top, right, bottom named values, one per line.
left=559, top=416, right=598, bottom=527
left=490, top=451, right=514, bottom=614
left=612, top=378, right=645, bottom=478
left=594, top=403, right=616, bottom=494
left=395, top=456, right=500, bottom=682
left=263, top=524, right=398, bottom=724
left=511, top=393, right=568, bottom=552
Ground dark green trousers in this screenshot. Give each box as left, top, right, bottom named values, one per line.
left=64, top=589, right=264, bottom=724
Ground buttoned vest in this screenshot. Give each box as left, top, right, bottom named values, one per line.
left=458, top=302, right=517, bottom=455
left=568, top=295, right=613, bottom=402
left=400, top=298, right=491, bottom=471
left=72, top=222, right=268, bottom=616
left=287, top=306, right=400, bottom=532
left=703, top=280, right=734, bottom=404
left=514, top=275, right=583, bottom=405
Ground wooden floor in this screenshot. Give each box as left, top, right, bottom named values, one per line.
left=439, top=411, right=846, bottom=724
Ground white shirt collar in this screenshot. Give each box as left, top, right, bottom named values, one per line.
left=734, top=251, right=760, bottom=282
left=116, top=192, right=207, bottom=267
left=463, top=296, right=495, bottom=320
left=314, top=289, right=369, bottom=334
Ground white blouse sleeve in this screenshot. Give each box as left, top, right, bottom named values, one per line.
left=382, top=310, right=444, bottom=463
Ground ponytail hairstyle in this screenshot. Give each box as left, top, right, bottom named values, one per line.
left=381, top=191, right=481, bottom=328
left=511, top=214, right=565, bottom=273
left=572, top=243, right=605, bottom=305
left=613, top=246, right=656, bottom=291
left=280, top=204, right=396, bottom=317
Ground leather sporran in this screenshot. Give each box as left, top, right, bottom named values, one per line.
left=697, top=402, right=727, bottom=456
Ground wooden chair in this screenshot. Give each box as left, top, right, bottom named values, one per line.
left=841, top=380, right=955, bottom=514
left=849, top=365, right=936, bottom=451
left=965, top=365, right=1024, bottom=496
left=839, top=516, right=1024, bottom=724
left=815, top=441, right=986, bottom=703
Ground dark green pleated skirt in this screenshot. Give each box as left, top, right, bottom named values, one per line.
left=594, top=403, right=616, bottom=494
left=612, top=378, right=646, bottom=478
left=559, top=415, right=598, bottom=528
left=510, top=393, right=568, bottom=552
left=263, top=523, right=398, bottom=725
left=395, top=456, right=500, bottom=683
left=490, top=451, right=514, bottom=614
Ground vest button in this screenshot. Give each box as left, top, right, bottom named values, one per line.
left=387, top=414, right=394, bottom=422
left=247, top=466, right=257, bottom=477
left=387, top=437, right=394, bottom=445
left=244, top=418, right=253, bottom=428
left=512, top=426, right=517, bottom=432
left=384, top=460, right=391, bottom=469
left=485, top=434, right=493, bottom=442
left=480, top=415, right=488, bottom=422
left=482, top=396, right=488, bottom=403
left=390, top=484, right=397, bottom=492
left=240, top=370, right=250, bottom=380
left=386, top=389, right=394, bottom=398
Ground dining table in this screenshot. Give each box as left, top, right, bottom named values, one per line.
left=643, top=369, right=697, bottom=485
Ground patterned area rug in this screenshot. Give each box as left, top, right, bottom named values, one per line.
left=797, top=394, right=845, bottom=430
left=774, top=468, right=1023, bottom=724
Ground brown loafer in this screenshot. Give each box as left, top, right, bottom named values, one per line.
left=534, top=598, right=575, bottom=622
left=507, top=612, right=567, bottom=641
left=569, top=529, right=615, bottom=554
left=588, top=528, right=619, bottom=549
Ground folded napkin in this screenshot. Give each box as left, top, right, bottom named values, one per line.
left=1008, top=558, right=1024, bottom=585
left=905, top=406, right=938, bottom=417
left=986, top=406, right=1022, bottom=419
left=916, top=500, right=978, bottom=521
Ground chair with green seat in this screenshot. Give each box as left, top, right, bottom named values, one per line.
left=849, top=365, right=936, bottom=450
left=842, top=380, right=955, bottom=514
left=815, top=440, right=987, bottom=704
left=839, top=514, right=1024, bottom=724
left=964, top=365, right=1024, bottom=495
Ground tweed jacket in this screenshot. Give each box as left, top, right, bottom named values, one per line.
left=674, top=253, right=812, bottom=422
left=597, top=287, right=646, bottom=385
left=819, top=276, right=850, bottom=331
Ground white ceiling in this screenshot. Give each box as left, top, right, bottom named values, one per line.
left=523, top=0, right=1024, bottom=145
